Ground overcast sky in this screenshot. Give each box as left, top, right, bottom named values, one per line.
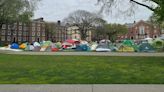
left=34, top=0, right=153, bottom=24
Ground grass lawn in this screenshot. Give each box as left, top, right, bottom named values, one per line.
left=0, top=54, right=164, bottom=84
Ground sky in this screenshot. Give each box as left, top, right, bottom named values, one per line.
left=34, top=0, right=153, bottom=24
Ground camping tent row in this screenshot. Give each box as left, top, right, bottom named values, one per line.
left=0, top=38, right=164, bottom=52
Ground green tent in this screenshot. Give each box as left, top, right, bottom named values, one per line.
left=118, top=40, right=138, bottom=52
left=153, top=38, right=164, bottom=49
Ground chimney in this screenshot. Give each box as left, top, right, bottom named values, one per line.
left=57, top=20, right=61, bottom=25
left=134, top=21, right=136, bottom=24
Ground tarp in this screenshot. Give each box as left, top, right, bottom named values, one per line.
left=138, top=43, right=155, bottom=52
left=11, top=43, right=19, bottom=49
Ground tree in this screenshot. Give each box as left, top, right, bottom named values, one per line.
left=64, top=10, right=106, bottom=40
left=103, top=23, right=128, bottom=42
left=0, top=0, right=40, bottom=28
left=97, top=0, right=164, bottom=21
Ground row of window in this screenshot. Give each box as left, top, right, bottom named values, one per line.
left=1, top=36, right=27, bottom=41
left=31, top=37, right=45, bottom=42
left=31, top=32, right=45, bottom=36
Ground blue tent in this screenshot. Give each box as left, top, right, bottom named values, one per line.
left=11, top=43, right=19, bottom=49
left=76, top=44, right=90, bottom=51
left=138, top=43, right=155, bottom=52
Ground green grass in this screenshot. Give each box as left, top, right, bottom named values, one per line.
left=0, top=54, right=164, bottom=84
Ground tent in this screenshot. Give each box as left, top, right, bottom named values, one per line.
left=118, top=40, right=138, bottom=52
left=122, top=40, right=134, bottom=47
left=138, top=43, right=155, bottom=52
left=96, top=43, right=111, bottom=52
left=142, top=37, right=153, bottom=44
left=11, top=43, right=19, bottom=49
left=33, top=46, right=41, bottom=52
left=51, top=43, right=59, bottom=52
left=19, top=43, right=27, bottom=49
left=42, top=41, right=52, bottom=47
left=153, top=38, right=164, bottom=49
left=76, top=44, right=90, bottom=51
left=55, top=42, right=62, bottom=49
left=90, top=42, right=98, bottom=51
left=33, top=42, right=41, bottom=47
left=118, top=45, right=135, bottom=52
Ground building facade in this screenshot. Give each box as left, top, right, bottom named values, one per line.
left=117, top=20, right=161, bottom=42
left=0, top=18, right=46, bottom=45
left=66, top=25, right=92, bottom=42
left=46, top=21, right=67, bottom=42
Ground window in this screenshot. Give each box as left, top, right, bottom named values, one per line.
left=42, top=23, right=45, bottom=27
left=18, top=31, right=22, bottom=36
left=32, top=32, right=36, bottom=36
left=38, top=23, right=41, bottom=27
left=19, top=22, right=22, bottom=25
left=24, top=27, right=28, bottom=31
left=2, top=24, right=6, bottom=29
left=32, top=23, right=35, bottom=26
left=162, top=30, right=164, bottom=33
left=23, top=37, right=26, bottom=41
left=32, top=27, right=35, bottom=31
left=7, top=31, right=11, bottom=35
left=154, top=30, right=157, bottom=33
left=1, top=30, right=5, bottom=35
left=23, top=32, right=27, bottom=36
left=42, top=32, right=45, bottom=36
left=139, top=26, right=145, bottom=34
left=18, top=37, right=22, bottom=41
left=32, top=37, right=35, bottom=42
left=37, top=27, right=41, bottom=31
left=13, top=31, right=17, bottom=35
left=8, top=25, right=11, bottom=30
left=1, top=36, right=5, bottom=41
left=7, top=36, right=11, bottom=41
left=19, top=26, right=22, bottom=30
left=37, top=32, right=40, bottom=36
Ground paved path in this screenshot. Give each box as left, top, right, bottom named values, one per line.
left=0, top=85, right=163, bottom=92
left=1, top=51, right=164, bottom=56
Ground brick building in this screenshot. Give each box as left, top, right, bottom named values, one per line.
left=117, top=20, right=161, bottom=42
left=46, top=21, right=67, bottom=42
left=0, top=18, right=46, bottom=45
